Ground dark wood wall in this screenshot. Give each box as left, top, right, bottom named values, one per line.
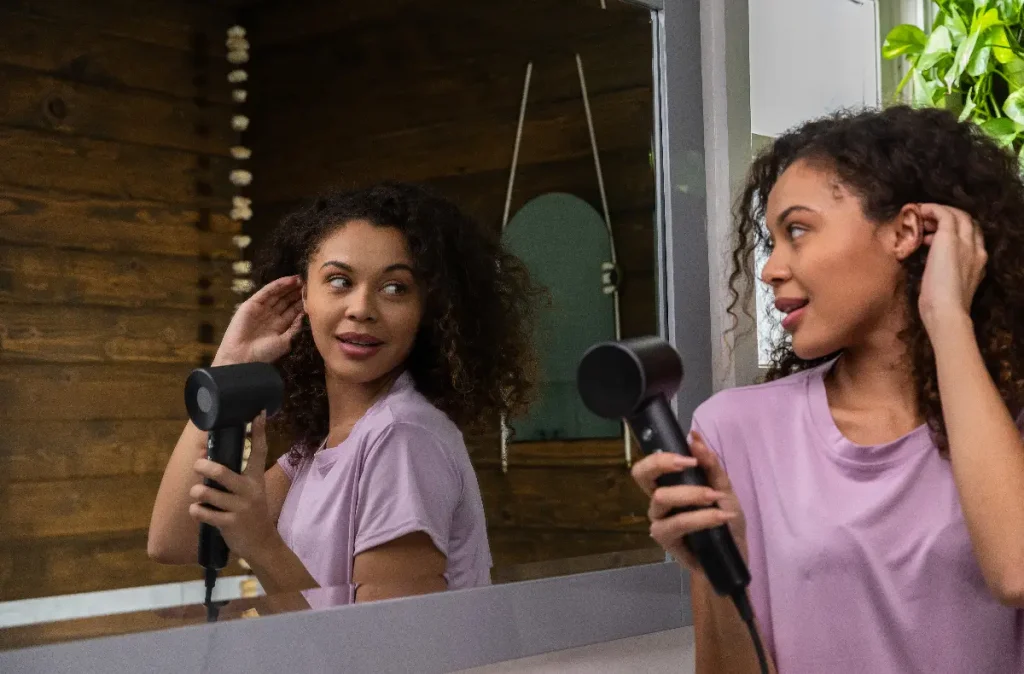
left=242, top=0, right=660, bottom=568
left=0, top=0, right=243, bottom=600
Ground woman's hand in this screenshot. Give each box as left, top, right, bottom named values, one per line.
left=916, top=203, right=987, bottom=333
left=631, top=432, right=746, bottom=573
left=213, top=275, right=305, bottom=366
left=189, top=414, right=281, bottom=563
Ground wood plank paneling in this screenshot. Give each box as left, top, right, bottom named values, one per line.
left=252, top=86, right=653, bottom=202
left=249, top=27, right=651, bottom=120
left=476, top=466, right=650, bottom=532
left=427, top=150, right=655, bottom=228
left=0, top=420, right=186, bottom=482
left=0, top=128, right=232, bottom=204
left=0, top=187, right=239, bottom=258
left=0, top=246, right=236, bottom=309
left=0, top=67, right=234, bottom=155
left=0, top=529, right=245, bottom=602
left=0, top=363, right=195, bottom=421
left=0, top=11, right=232, bottom=101
left=249, top=0, right=646, bottom=49
left=0, top=475, right=163, bottom=540
left=470, top=438, right=628, bottom=469
left=491, top=546, right=664, bottom=584
left=1, top=0, right=231, bottom=53
left=487, top=528, right=657, bottom=568
left=0, top=305, right=225, bottom=365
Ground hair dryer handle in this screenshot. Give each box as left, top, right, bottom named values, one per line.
left=197, top=426, right=246, bottom=570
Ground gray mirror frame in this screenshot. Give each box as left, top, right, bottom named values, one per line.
left=0, top=1, right=748, bottom=670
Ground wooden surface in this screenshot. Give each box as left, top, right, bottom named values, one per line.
left=0, top=0, right=239, bottom=601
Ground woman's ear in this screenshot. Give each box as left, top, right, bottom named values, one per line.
left=892, top=203, right=925, bottom=261
left=301, top=279, right=308, bottom=313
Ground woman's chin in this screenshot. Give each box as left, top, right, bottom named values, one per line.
left=790, top=333, right=838, bottom=362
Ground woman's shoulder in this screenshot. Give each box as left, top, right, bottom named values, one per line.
left=357, top=376, right=465, bottom=454
left=693, top=364, right=825, bottom=432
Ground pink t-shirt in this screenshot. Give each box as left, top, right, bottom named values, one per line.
left=276, top=371, right=492, bottom=593
left=692, top=362, right=1023, bottom=673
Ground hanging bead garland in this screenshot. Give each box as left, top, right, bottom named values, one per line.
left=226, top=25, right=253, bottom=310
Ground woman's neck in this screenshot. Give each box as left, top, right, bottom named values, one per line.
left=323, top=369, right=403, bottom=447
left=825, top=325, right=922, bottom=441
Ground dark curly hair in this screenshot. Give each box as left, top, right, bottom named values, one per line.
left=728, top=105, right=1024, bottom=455
left=253, top=181, right=544, bottom=461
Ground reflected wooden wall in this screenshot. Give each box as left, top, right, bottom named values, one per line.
left=0, top=0, right=242, bottom=600
left=243, top=0, right=660, bottom=568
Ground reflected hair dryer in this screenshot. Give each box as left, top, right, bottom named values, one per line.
left=184, top=363, right=284, bottom=613
left=577, top=337, right=768, bottom=672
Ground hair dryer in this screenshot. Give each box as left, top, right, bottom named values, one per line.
left=184, top=362, right=284, bottom=616
left=577, top=336, right=768, bottom=672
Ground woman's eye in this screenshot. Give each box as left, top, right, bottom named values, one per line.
left=383, top=282, right=407, bottom=296
left=787, top=224, right=808, bottom=240
left=328, top=276, right=350, bottom=289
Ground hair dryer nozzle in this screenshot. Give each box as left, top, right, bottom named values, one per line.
left=185, top=362, right=284, bottom=431
left=577, top=336, right=684, bottom=419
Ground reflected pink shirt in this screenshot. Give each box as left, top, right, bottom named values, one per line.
left=276, top=372, right=492, bottom=591
left=692, top=362, right=1023, bottom=673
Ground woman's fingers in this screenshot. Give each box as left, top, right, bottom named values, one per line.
left=689, top=432, right=732, bottom=493
left=189, top=483, right=244, bottom=512
left=194, top=458, right=246, bottom=494
left=269, top=286, right=303, bottom=318
left=631, top=452, right=698, bottom=497
left=648, top=484, right=728, bottom=521
left=250, top=275, right=302, bottom=308
left=650, top=508, right=736, bottom=546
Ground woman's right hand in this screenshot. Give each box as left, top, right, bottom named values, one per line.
left=631, top=431, right=747, bottom=574
left=212, top=275, right=305, bottom=367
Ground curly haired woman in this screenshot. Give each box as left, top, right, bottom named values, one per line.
left=149, top=182, right=541, bottom=602
left=632, top=107, right=1024, bottom=673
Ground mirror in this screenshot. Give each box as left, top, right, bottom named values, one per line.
left=0, top=0, right=664, bottom=647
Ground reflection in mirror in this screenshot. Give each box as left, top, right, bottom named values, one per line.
left=0, top=0, right=660, bottom=643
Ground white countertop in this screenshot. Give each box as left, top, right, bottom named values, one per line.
left=455, top=627, right=695, bottom=674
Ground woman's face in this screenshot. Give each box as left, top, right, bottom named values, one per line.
left=760, top=159, right=920, bottom=360
left=303, top=219, right=423, bottom=385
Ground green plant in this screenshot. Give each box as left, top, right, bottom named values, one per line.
left=883, top=0, right=1024, bottom=167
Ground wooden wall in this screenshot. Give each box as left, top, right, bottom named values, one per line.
left=242, top=0, right=660, bottom=568
left=0, top=0, right=243, bottom=600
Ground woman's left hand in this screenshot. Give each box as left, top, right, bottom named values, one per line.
left=189, top=414, right=279, bottom=563
left=916, top=203, right=988, bottom=331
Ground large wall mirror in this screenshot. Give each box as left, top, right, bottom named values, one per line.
left=0, top=0, right=670, bottom=651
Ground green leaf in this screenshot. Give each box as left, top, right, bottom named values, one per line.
left=913, top=69, right=942, bottom=107
left=982, top=116, right=1018, bottom=146
left=882, top=24, right=927, bottom=59
left=947, top=27, right=982, bottom=86
left=944, top=9, right=970, bottom=40
left=990, top=26, right=1016, bottom=64
left=1004, top=87, right=1024, bottom=124
left=959, top=86, right=979, bottom=121
left=1003, top=56, right=1024, bottom=88
left=919, top=26, right=955, bottom=69
left=968, top=39, right=993, bottom=76
left=974, top=7, right=1004, bottom=33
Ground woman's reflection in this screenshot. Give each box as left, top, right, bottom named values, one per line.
left=148, top=182, right=542, bottom=603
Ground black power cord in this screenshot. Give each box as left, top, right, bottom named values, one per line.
left=731, top=590, right=770, bottom=674
left=204, top=566, right=220, bottom=623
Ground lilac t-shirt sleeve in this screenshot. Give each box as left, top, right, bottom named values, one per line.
left=353, top=422, right=462, bottom=558
left=276, top=452, right=298, bottom=480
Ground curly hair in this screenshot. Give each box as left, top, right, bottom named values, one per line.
left=728, top=105, right=1024, bottom=455
left=252, top=181, right=544, bottom=461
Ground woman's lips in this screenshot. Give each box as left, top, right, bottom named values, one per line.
left=781, top=305, right=806, bottom=331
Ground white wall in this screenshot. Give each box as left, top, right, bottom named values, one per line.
left=748, top=0, right=882, bottom=137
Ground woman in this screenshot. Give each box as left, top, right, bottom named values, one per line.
left=148, top=182, right=541, bottom=602
left=633, top=106, right=1024, bottom=673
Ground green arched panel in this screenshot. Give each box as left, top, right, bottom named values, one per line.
left=503, top=193, right=620, bottom=442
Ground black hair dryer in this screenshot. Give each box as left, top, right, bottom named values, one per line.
left=576, top=336, right=751, bottom=599
left=185, top=363, right=284, bottom=574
